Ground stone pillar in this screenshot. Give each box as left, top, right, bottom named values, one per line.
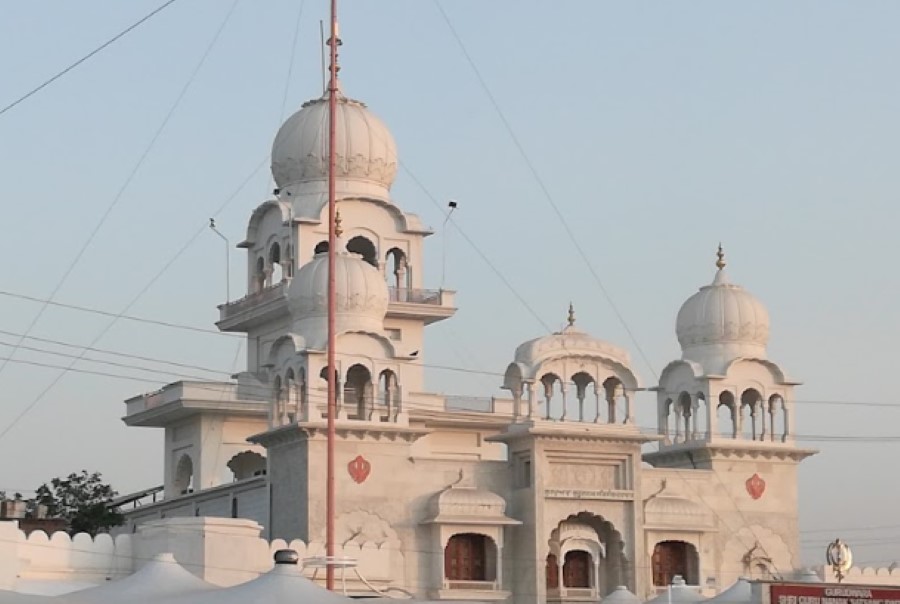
left=624, top=393, right=633, bottom=424
left=526, top=381, right=536, bottom=419
left=674, top=404, right=683, bottom=443
left=594, top=383, right=603, bottom=423
left=560, top=384, right=568, bottom=421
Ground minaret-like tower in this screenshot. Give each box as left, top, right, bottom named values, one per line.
left=645, top=246, right=816, bottom=586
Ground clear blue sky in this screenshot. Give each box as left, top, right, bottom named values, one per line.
left=1, top=1, right=898, bottom=567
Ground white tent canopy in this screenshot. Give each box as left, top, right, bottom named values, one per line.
left=160, top=550, right=357, bottom=604
left=64, top=553, right=214, bottom=604
left=705, top=578, right=752, bottom=604
left=0, top=591, right=71, bottom=604
left=605, top=585, right=642, bottom=604
left=646, top=576, right=706, bottom=604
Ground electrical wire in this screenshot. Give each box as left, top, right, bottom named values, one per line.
left=0, top=0, right=242, bottom=381
left=0, top=0, right=181, bottom=117
left=431, top=0, right=657, bottom=379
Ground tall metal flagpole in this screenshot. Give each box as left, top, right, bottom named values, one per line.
left=325, top=0, right=340, bottom=592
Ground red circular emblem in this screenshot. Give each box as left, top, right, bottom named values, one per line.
left=746, top=473, right=766, bottom=500
left=348, top=455, right=371, bottom=484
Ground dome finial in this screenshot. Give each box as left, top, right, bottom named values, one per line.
left=567, top=302, right=575, bottom=327
left=335, top=210, right=343, bottom=238
left=716, top=243, right=726, bottom=270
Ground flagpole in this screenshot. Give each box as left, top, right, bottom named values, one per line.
left=325, top=0, right=340, bottom=592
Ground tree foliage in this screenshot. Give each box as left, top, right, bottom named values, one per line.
left=33, top=470, right=123, bottom=536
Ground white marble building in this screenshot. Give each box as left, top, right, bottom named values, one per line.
left=120, top=81, right=817, bottom=604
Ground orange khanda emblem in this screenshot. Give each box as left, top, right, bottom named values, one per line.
left=348, top=455, right=371, bottom=484
left=746, top=473, right=766, bottom=500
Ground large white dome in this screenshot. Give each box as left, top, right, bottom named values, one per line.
left=676, top=252, right=769, bottom=370
left=287, top=245, right=388, bottom=347
left=271, top=90, right=398, bottom=197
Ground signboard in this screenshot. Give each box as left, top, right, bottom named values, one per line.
left=770, top=583, right=900, bottom=604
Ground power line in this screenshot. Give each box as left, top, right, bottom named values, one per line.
left=0, top=290, right=240, bottom=338
left=432, top=0, right=657, bottom=379
left=0, top=0, right=181, bottom=117
left=0, top=0, right=242, bottom=381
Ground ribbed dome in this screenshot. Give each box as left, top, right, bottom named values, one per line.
left=271, top=90, right=398, bottom=197
left=604, top=586, right=641, bottom=604
left=287, top=246, right=388, bottom=347
left=676, top=258, right=769, bottom=372
left=644, top=493, right=713, bottom=529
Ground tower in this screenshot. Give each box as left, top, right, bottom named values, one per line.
left=214, top=81, right=456, bottom=542
left=645, top=246, right=816, bottom=586
left=493, top=307, right=656, bottom=603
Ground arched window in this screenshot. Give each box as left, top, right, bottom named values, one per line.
left=563, top=550, right=592, bottom=588
left=174, top=454, right=194, bottom=495
left=347, top=235, right=378, bottom=268
left=344, top=364, right=373, bottom=419
left=603, top=377, right=624, bottom=424
left=254, top=256, right=266, bottom=293
left=272, top=375, right=283, bottom=427
left=269, top=242, right=283, bottom=283
left=741, top=388, right=763, bottom=440
left=379, top=369, right=399, bottom=419
left=444, top=534, right=493, bottom=582
left=718, top=391, right=736, bottom=438
left=676, top=391, right=692, bottom=442
left=227, top=451, right=267, bottom=481
left=652, top=541, right=699, bottom=586
left=386, top=247, right=408, bottom=289
left=314, top=241, right=329, bottom=255
left=540, top=373, right=562, bottom=420
left=571, top=372, right=594, bottom=422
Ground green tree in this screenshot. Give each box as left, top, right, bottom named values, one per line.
left=34, top=470, right=123, bottom=536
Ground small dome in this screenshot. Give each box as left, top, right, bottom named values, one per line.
left=424, top=473, right=519, bottom=525
left=288, top=244, right=388, bottom=347
left=433, top=486, right=508, bottom=518
left=512, top=305, right=634, bottom=377
left=271, top=90, right=398, bottom=198
left=676, top=248, right=769, bottom=372
left=707, top=578, right=752, bottom=604
left=644, top=492, right=713, bottom=529
left=604, top=586, right=641, bottom=604
left=645, top=576, right=705, bottom=604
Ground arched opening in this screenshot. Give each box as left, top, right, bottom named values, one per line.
left=284, top=368, right=297, bottom=423
left=174, top=454, right=194, bottom=495
left=695, top=392, right=708, bottom=439
left=227, top=450, right=267, bottom=481
left=269, top=242, right=283, bottom=283
left=741, top=388, right=763, bottom=440
left=444, top=533, right=496, bottom=583
left=603, top=377, right=624, bottom=424
left=663, top=398, right=674, bottom=443
left=344, top=364, right=373, bottom=420
left=769, top=394, right=786, bottom=442
left=676, top=391, right=692, bottom=443
left=718, top=391, right=736, bottom=438
left=386, top=247, right=409, bottom=289
left=563, top=550, right=593, bottom=588
left=540, top=373, right=562, bottom=420
left=571, top=372, right=595, bottom=422
left=347, top=235, right=378, bottom=268
left=314, top=240, right=329, bottom=255
left=378, top=369, right=399, bottom=420
left=652, top=540, right=699, bottom=586
left=284, top=244, right=293, bottom=278
left=254, top=256, right=266, bottom=293
left=549, top=512, right=624, bottom=596
left=298, top=367, right=308, bottom=418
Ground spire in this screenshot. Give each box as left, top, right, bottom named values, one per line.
left=567, top=302, right=576, bottom=327
left=716, top=243, right=726, bottom=270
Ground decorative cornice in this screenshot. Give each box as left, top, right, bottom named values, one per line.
left=249, top=421, right=430, bottom=448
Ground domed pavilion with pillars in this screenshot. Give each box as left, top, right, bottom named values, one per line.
left=120, top=72, right=816, bottom=604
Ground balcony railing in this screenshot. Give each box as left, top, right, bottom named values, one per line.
left=445, top=580, right=499, bottom=591
left=219, top=281, right=286, bottom=320
left=388, top=287, right=442, bottom=305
